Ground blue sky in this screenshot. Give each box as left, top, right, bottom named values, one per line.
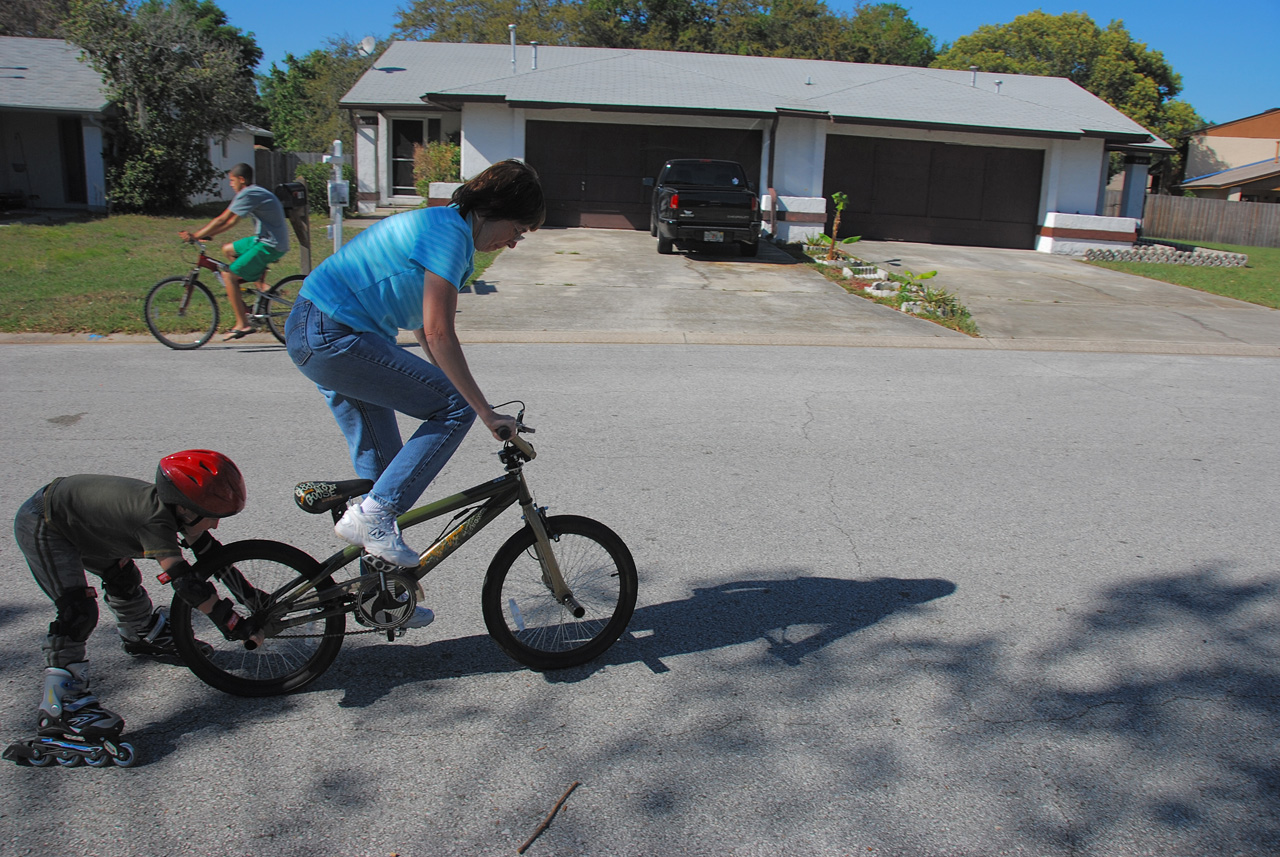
left=215, top=0, right=1276, bottom=126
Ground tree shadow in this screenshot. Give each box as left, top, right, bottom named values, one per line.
left=868, top=563, right=1280, bottom=854
left=328, top=574, right=957, bottom=707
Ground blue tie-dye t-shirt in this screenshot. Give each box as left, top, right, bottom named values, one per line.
left=300, top=206, right=474, bottom=340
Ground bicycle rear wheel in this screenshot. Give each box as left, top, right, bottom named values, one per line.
left=261, top=274, right=302, bottom=345
left=170, top=540, right=347, bottom=696
left=145, top=276, right=219, bottom=349
left=482, top=515, right=637, bottom=670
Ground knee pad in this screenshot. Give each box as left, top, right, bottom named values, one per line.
left=49, top=587, right=99, bottom=643
left=101, top=559, right=144, bottom=602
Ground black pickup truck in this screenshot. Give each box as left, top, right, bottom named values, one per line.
left=648, top=159, right=761, bottom=257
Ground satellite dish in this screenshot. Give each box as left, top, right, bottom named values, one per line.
left=358, top=36, right=377, bottom=58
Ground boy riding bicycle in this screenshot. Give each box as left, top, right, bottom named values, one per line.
left=180, top=163, right=290, bottom=342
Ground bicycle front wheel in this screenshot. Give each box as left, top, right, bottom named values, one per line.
left=261, top=274, right=302, bottom=345
left=482, top=515, right=637, bottom=671
left=145, top=276, right=219, bottom=349
left=170, top=540, right=347, bottom=696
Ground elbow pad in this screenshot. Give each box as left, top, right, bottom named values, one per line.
left=160, top=560, right=216, bottom=608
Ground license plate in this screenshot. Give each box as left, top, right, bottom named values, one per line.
left=703, top=231, right=724, bottom=242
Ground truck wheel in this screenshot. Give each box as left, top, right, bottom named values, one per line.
left=649, top=216, right=658, bottom=237
left=740, top=239, right=759, bottom=258
left=657, top=237, right=674, bottom=255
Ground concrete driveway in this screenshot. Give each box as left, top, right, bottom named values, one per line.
left=460, top=229, right=1280, bottom=357
left=851, top=239, right=1280, bottom=356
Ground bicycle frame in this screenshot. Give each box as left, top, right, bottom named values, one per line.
left=259, top=439, right=580, bottom=637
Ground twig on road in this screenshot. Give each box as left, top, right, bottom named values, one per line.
left=517, top=780, right=581, bottom=854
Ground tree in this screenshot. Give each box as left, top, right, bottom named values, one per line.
left=931, top=11, right=1204, bottom=185
left=395, top=0, right=579, bottom=46
left=259, top=36, right=386, bottom=152
left=392, top=0, right=935, bottom=66
left=64, top=0, right=260, bottom=212
left=0, top=0, right=74, bottom=36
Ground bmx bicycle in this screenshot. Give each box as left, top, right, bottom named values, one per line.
left=167, top=406, right=638, bottom=696
left=144, top=238, right=300, bottom=350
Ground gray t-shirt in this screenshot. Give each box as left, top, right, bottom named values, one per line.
left=230, top=184, right=290, bottom=254
left=43, top=475, right=184, bottom=568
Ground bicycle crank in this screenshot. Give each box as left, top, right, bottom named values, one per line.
left=354, top=569, right=423, bottom=631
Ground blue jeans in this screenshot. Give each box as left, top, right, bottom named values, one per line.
left=286, top=297, right=476, bottom=513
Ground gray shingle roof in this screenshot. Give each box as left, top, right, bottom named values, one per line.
left=342, top=41, right=1167, bottom=147
left=1182, top=158, right=1280, bottom=189
left=0, top=37, right=109, bottom=113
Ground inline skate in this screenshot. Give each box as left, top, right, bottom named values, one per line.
left=3, top=663, right=136, bottom=768
left=120, top=607, right=212, bottom=660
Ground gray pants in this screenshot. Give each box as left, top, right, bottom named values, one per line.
left=13, top=487, right=156, bottom=668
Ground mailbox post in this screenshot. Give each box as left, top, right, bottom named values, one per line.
left=274, top=180, right=311, bottom=275
left=323, top=139, right=349, bottom=255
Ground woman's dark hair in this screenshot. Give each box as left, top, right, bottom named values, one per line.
left=451, top=159, right=545, bottom=228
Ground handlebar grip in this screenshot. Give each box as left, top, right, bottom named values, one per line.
left=243, top=638, right=258, bottom=651
left=497, top=426, right=513, bottom=440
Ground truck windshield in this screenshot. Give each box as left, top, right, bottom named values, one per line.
left=666, top=163, right=747, bottom=187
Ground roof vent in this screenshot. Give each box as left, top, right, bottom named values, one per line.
left=509, top=24, right=516, bottom=74
left=970, top=65, right=978, bottom=86
left=531, top=41, right=538, bottom=70
left=805, top=76, right=813, bottom=85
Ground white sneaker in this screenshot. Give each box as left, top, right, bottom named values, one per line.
left=335, top=505, right=419, bottom=567
left=403, top=607, right=434, bottom=629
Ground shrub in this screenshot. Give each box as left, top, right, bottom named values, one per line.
left=413, top=142, right=462, bottom=198
left=293, top=161, right=358, bottom=216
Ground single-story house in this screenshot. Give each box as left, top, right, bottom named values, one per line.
left=1180, top=108, right=1280, bottom=203
left=0, top=36, right=110, bottom=212
left=340, top=40, right=1169, bottom=253
left=1, top=36, right=273, bottom=212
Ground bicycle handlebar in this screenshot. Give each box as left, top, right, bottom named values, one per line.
left=498, top=422, right=536, bottom=460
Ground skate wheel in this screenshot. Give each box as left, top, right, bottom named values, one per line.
left=85, top=749, right=112, bottom=767
left=28, top=748, right=55, bottom=768
left=113, top=743, right=137, bottom=768
left=56, top=753, right=83, bottom=767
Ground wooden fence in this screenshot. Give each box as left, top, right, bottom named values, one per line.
left=1140, top=194, right=1280, bottom=248
left=253, top=150, right=325, bottom=192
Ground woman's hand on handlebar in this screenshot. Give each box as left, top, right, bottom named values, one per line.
left=485, top=412, right=519, bottom=441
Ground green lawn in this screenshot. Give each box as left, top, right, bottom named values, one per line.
left=0, top=209, right=498, bottom=334
left=1086, top=238, right=1280, bottom=310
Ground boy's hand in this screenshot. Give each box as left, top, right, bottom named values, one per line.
left=208, top=598, right=251, bottom=641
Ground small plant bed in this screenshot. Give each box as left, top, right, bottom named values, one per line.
left=783, top=240, right=980, bottom=336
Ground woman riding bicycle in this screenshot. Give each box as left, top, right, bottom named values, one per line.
left=285, top=159, right=545, bottom=605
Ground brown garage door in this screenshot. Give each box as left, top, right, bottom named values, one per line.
left=526, top=121, right=761, bottom=229
left=823, top=136, right=1044, bottom=249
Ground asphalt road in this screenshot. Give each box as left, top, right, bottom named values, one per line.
left=2, top=340, right=1278, bottom=856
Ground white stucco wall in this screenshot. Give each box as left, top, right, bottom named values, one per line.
left=189, top=128, right=258, bottom=204
left=460, top=103, right=527, bottom=179
left=82, top=121, right=106, bottom=211
left=355, top=115, right=379, bottom=215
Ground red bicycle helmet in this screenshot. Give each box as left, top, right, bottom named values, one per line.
left=156, top=449, right=246, bottom=518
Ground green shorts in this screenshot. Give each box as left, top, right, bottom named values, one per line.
left=229, top=237, right=285, bottom=282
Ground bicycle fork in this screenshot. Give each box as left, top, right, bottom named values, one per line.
left=515, top=487, right=587, bottom=620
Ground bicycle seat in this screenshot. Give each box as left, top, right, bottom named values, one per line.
left=294, top=479, right=375, bottom=515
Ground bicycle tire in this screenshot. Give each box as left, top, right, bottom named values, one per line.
left=261, top=274, right=302, bottom=345
left=482, top=515, right=637, bottom=670
left=170, top=540, right=346, bottom=696
left=145, top=276, right=219, bottom=350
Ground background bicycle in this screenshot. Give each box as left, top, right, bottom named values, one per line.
left=144, top=239, right=301, bottom=350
